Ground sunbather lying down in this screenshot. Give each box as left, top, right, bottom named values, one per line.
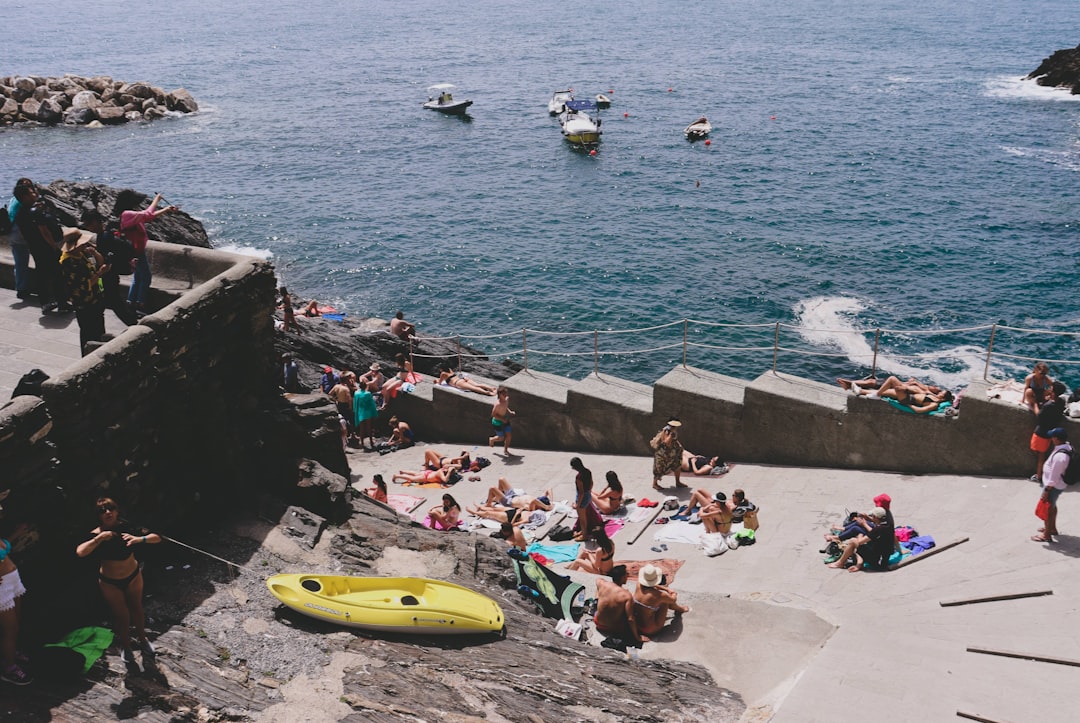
left=680, top=449, right=727, bottom=476
left=840, top=375, right=953, bottom=413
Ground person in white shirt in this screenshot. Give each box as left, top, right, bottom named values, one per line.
left=1034, top=427, right=1070, bottom=543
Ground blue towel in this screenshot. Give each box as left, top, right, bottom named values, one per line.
left=526, top=542, right=581, bottom=563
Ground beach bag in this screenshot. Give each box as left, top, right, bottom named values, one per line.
left=1036, top=498, right=1051, bottom=521
left=548, top=524, right=574, bottom=542
left=555, top=618, right=583, bottom=640
left=734, top=528, right=756, bottom=546
left=702, top=533, right=728, bottom=557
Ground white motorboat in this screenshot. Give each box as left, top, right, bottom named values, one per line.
left=684, top=116, right=711, bottom=141
left=559, top=99, right=602, bottom=146
left=595, top=93, right=612, bottom=109
left=423, top=84, right=473, bottom=115
left=548, top=90, right=573, bottom=115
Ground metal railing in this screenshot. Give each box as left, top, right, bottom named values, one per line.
left=408, top=319, right=1080, bottom=386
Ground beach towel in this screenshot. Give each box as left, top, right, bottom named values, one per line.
left=42, top=626, right=114, bottom=674
left=884, top=398, right=952, bottom=416
left=604, top=519, right=626, bottom=538
left=402, top=480, right=449, bottom=489
left=386, top=494, right=424, bottom=517
left=653, top=520, right=705, bottom=546
left=321, top=313, right=346, bottom=321
left=526, top=542, right=581, bottom=564
left=614, top=559, right=685, bottom=585
left=628, top=505, right=653, bottom=523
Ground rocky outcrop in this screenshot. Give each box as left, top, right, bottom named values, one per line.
left=33, top=179, right=211, bottom=248
left=1027, top=43, right=1080, bottom=94
left=0, top=74, right=198, bottom=126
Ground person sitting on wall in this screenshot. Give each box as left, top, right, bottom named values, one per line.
left=389, top=311, right=416, bottom=340
left=436, top=366, right=498, bottom=396
left=1022, top=362, right=1054, bottom=415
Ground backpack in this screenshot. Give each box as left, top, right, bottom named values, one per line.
left=96, top=224, right=136, bottom=275
left=1053, top=446, right=1080, bottom=486
left=547, top=525, right=574, bottom=542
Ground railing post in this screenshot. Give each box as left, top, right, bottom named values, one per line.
left=983, top=324, right=997, bottom=381
left=593, top=330, right=600, bottom=377
left=522, top=329, right=528, bottom=372
left=682, top=319, right=688, bottom=368
left=871, top=328, right=880, bottom=379
left=772, top=322, right=780, bottom=373
left=456, top=336, right=462, bottom=372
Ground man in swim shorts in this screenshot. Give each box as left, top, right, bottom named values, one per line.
left=593, top=566, right=642, bottom=647
left=488, top=387, right=515, bottom=454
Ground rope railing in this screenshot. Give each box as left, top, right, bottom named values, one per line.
left=403, top=317, right=1080, bottom=386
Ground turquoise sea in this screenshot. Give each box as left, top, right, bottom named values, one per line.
left=3, top=0, right=1080, bottom=389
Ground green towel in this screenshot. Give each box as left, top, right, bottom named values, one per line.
left=43, top=626, right=115, bottom=673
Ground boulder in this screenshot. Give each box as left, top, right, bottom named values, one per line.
left=120, top=81, right=156, bottom=99
left=32, top=85, right=50, bottom=102
left=20, top=98, right=40, bottom=118
left=144, top=106, right=167, bottom=121
left=84, top=76, right=112, bottom=93
left=70, top=90, right=101, bottom=110
left=118, top=93, right=137, bottom=106
left=140, top=97, right=158, bottom=112
left=63, top=107, right=96, bottom=126
left=167, top=88, right=199, bottom=113
left=0, top=97, right=18, bottom=118
left=13, top=77, right=36, bottom=94
left=95, top=105, right=126, bottom=124
left=36, top=97, right=64, bottom=123
left=295, top=458, right=350, bottom=522
left=124, top=110, right=144, bottom=123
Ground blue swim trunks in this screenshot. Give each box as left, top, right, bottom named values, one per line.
left=491, top=418, right=511, bottom=438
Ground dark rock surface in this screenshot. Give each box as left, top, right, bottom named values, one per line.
left=273, top=313, right=519, bottom=393
left=0, top=74, right=197, bottom=126
left=1027, top=43, right=1080, bottom=94
left=34, top=180, right=211, bottom=248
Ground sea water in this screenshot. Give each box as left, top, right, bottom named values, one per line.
left=3, top=0, right=1079, bottom=389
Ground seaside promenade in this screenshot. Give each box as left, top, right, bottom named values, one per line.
left=349, top=442, right=1077, bottom=723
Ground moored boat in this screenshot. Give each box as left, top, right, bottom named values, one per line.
left=595, top=93, right=612, bottom=109
left=266, top=573, right=505, bottom=635
left=559, top=99, right=602, bottom=146
left=548, top=89, right=573, bottom=115
left=423, top=84, right=474, bottom=115
left=684, top=116, right=712, bottom=141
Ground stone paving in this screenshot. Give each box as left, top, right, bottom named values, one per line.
left=0, top=286, right=129, bottom=401
left=348, top=441, right=1078, bottom=723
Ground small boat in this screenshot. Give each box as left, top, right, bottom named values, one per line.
left=559, top=99, right=602, bottom=146
left=595, top=93, right=612, bottom=109
left=548, top=89, right=573, bottom=115
left=423, top=84, right=473, bottom=115
left=266, top=574, right=505, bottom=635
left=684, top=116, right=712, bottom=141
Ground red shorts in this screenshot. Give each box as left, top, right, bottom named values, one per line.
left=1030, top=433, right=1051, bottom=453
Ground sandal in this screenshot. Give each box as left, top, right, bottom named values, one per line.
left=1030, top=534, right=1051, bottom=543
left=654, top=517, right=669, bottom=525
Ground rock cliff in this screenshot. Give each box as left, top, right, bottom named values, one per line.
left=1027, top=43, right=1080, bottom=93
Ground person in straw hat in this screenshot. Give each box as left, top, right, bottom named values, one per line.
left=650, top=418, right=685, bottom=490
left=59, top=226, right=110, bottom=355
left=631, top=564, right=690, bottom=641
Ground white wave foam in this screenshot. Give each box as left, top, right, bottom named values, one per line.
left=999, top=145, right=1080, bottom=172
left=791, top=296, right=989, bottom=389
left=214, top=242, right=274, bottom=259
left=984, top=75, right=1080, bottom=102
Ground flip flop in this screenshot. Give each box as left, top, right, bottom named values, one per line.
left=651, top=546, right=663, bottom=553
left=1031, top=535, right=1050, bottom=542
left=660, top=544, right=668, bottom=551
left=654, top=517, right=669, bottom=525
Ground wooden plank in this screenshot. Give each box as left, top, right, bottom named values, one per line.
left=966, top=646, right=1080, bottom=668
left=956, top=711, right=1010, bottom=723
left=628, top=504, right=666, bottom=545
left=891, top=536, right=968, bottom=569
left=940, top=590, right=1053, bottom=607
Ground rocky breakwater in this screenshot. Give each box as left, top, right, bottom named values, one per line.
left=0, top=74, right=197, bottom=126
left=1027, top=42, right=1080, bottom=94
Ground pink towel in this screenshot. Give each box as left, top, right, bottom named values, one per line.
left=604, top=519, right=627, bottom=538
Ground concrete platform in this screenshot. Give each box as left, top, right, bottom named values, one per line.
left=348, top=442, right=1077, bottom=723
left=0, top=286, right=131, bottom=402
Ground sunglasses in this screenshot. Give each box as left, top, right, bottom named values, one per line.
left=98, top=504, right=117, bottom=513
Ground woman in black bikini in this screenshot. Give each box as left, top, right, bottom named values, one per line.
left=75, top=497, right=159, bottom=664
left=592, top=471, right=625, bottom=514
left=567, top=529, right=615, bottom=575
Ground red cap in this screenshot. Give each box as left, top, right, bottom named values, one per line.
left=873, top=493, right=891, bottom=510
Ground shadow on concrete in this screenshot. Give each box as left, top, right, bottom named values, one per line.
left=1044, top=533, right=1080, bottom=558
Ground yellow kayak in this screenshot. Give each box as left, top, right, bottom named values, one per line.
left=266, top=574, right=505, bottom=635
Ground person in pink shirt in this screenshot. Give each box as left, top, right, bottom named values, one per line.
left=111, top=190, right=178, bottom=311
